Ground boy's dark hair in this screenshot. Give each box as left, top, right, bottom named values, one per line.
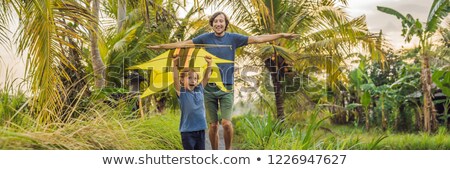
left=209, top=11, right=229, bottom=31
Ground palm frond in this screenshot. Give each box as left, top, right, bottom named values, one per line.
left=315, top=5, right=349, bottom=27
left=425, top=0, right=450, bottom=33
left=108, top=21, right=143, bottom=54
left=0, top=23, right=9, bottom=48
left=15, top=0, right=96, bottom=124
left=257, top=44, right=294, bottom=62
left=0, top=0, right=15, bottom=49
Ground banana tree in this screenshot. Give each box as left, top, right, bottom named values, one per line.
left=434, top=22, right=450, bottom=66
left=348, top=61, right=375, bottom=130
left=432, top=69, right=450, bottom=127
left=378, top=0, right=450, bottom=132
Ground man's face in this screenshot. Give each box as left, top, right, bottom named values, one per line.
left=212, top=14, right=226, bottom=36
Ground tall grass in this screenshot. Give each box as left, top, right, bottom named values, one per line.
left=374, top=127, right=450, bottom=149
left=1, top=71, right=449, bottom=150
left=233, top=109, right=391, bottom=150
left=0, top=64, right=184, bottom=150
left=0, top=100, right=183, bottom=150
left=234, top=112, right=283, bottom=149
left=0, top=69, right=30, bottom=127
left=320, top=125, right=450, bottom=150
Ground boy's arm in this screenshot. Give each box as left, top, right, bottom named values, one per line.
left=248, top=33, right=299, bottom=44
left=201, top=56, right=212, bottom=87
left=172, top=55, right=181, bottom=96
left=147, top=40, right=194, bottom=49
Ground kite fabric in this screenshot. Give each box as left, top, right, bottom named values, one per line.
left=127, top=47, right=234, bottom=98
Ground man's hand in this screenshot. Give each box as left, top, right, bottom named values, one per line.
left=281, top=33, right=300, bottom=39
left=205, top=55, right=212, bottom=66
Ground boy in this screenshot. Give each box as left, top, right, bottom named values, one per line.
left=172, top=54, right=212, bottom=150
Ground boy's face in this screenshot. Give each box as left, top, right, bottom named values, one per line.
left=181, top=71, right=198, bottom=89
left=212, top=14, right=226, bottom=35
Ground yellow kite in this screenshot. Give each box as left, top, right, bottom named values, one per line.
left=127, top=47, right=233, bottom=98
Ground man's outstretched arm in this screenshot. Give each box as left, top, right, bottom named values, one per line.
left=248, top=33, right=299, bottom=44
left=147, top=40, right=194, bottom=49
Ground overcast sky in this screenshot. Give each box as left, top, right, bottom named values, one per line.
left=346, top=0, right=434, bottom=49
left=0, top=0, right=443, bottom=87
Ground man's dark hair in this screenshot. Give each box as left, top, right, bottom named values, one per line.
left=209, top=11, right=229, bottom=31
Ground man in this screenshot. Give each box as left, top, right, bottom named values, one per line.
left=148, top=11, right=298, bottom=150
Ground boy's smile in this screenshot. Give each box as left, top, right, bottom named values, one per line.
left=181, top=71, right=199, bottom=91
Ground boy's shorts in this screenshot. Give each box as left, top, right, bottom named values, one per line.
left=181, top=130, right=205, bottom=150
left=204, top=83, right=234, bottom=123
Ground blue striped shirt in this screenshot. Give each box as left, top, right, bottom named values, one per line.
left=178, top=85, right=207, bottom=132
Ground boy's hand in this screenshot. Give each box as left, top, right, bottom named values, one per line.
left=281, top=33, right=300, bottom=39
left=172, top=55, right=179, bottom=67
left=205, top=55, right=212, bottom=66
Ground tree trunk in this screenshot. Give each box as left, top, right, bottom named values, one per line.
left=381, top=95, right=387, bottom=131
left=272, top=74, right=285, bottom=120
left=331, top=92, right=347, bottom=124
left=117, top=0, right=126, bottom=32
left=415, top=103, right=423, bottom=131
left=61, top=34, right=90, bottom=121
left=365, top=109, right=370, bottom=130
left=156, top=96, right=167, bottom=113
left=421, top=55, right=437, bottom=133
left=90, top=0, right=106, bottom=88
left=265, top=57, right=285, bottom=120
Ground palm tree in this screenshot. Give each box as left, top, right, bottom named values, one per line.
left=7, top=0, right=97, bottom=123
left=90, top=0, right=106, bottom=88
left=378, top=0, right=450, bottom=133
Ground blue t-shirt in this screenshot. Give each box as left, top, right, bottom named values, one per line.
left=178, top=85, right=207, bottom=132
left=192, top=33, right=248, bottom=85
